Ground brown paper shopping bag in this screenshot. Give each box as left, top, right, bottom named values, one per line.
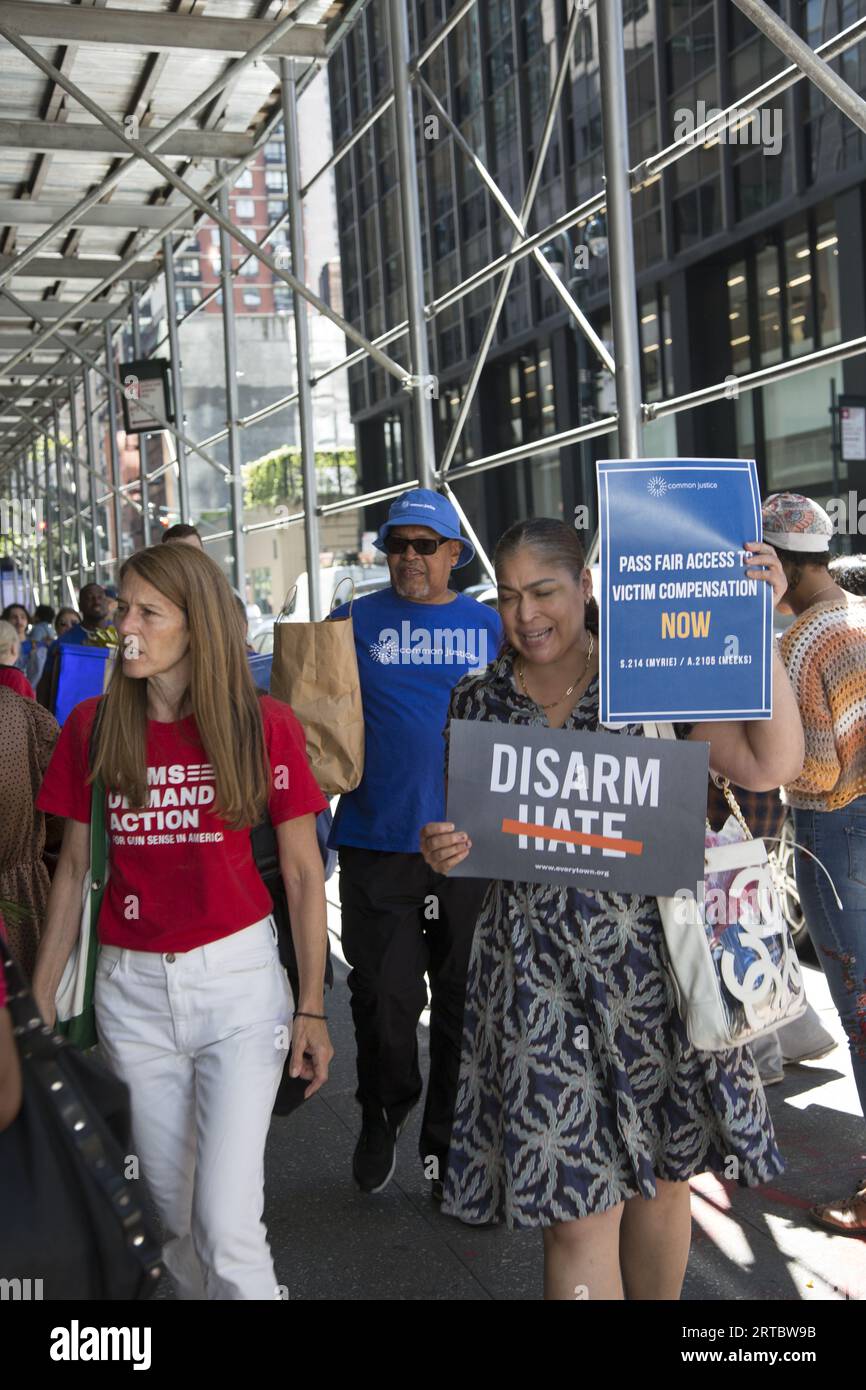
left=270, top=583, right=364, bottom=795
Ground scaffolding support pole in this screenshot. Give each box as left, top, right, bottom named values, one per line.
left=25, top=453, right=38, bottom=606
left=51, top=413, right=67, bottom=602
left=281, top=58, right=322, bottom=619
left=34, top=439, right=51, bottom=601
left=732, top=0, right=866, bottom=135
left=597, top=0, right=643, bottom=460
left=440, top=480, right=495, bottom=582
left=64, top=392, right=87, bottom=587
left=23, top=447, right=38, bottom=603
left=388, top=0, right=436, bottom=490
left=104, top=322, right=125, bottom=571
left=10, top=457, right=23, bottom=596
left=130, top=292, right=152, bottom=547
left=162, top=237, right=190, bottom=523
left=217, top=174, right=246, bottom=596
left=82, top=366, right=102, bottom=586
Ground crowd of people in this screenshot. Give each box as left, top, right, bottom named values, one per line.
left=1, top=488, right=865, bottom=1301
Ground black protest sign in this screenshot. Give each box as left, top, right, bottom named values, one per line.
left=445, top=720, right=708, bottom=895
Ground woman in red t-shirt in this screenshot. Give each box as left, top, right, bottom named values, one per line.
left=32, top=543, right=332, bottom=1301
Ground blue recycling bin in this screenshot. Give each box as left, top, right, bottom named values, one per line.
left=247, top=652, right=273, bottom=692
left=54, top=643, right=112, bottom=726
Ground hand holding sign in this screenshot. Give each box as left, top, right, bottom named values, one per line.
left=420, top=822, right=472, bottom=875
left=743, top=540, right=788, bottom=607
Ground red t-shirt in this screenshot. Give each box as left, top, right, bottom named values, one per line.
left=0, top=666, right=35, bottom=700
left=36, top=695, right=328, bottom=953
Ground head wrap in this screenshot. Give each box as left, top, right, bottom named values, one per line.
left=761, top=492, right=834, bottom=552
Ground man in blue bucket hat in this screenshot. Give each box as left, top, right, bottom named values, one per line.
left=329, top=488, right=501, bottom=1198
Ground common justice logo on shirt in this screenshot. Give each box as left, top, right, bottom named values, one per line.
left=369, top=622, right=490, bottom=667
left=107, top=761, right=223, bottom=845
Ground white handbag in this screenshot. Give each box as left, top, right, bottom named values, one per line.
left=54, top=774, right=108, bottom=1049
left=647, top=723, right=808, bottom=1052
left=55, top=868, right=102, bottom=1026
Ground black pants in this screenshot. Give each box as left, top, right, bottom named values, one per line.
left=338, top=847, right=489, bottom=1170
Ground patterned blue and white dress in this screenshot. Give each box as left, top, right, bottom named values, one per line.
left=441, top=651, right=783, bottom=1230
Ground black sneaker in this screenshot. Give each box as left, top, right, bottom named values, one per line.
left=430, top=1178, right=445, bottom=1204
left=353, top=1110, right=401, bottom=1194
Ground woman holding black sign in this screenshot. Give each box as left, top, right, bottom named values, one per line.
left=420, top=518, right=803, bottom=1301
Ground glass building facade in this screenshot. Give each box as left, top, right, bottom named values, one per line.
left=328, top=0, right=866, bottom=573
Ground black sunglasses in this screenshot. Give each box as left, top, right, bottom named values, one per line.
left=382, top=535, right=451, bottom=556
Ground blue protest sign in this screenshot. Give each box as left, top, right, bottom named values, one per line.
left=597, top=459, right=772, bottom=723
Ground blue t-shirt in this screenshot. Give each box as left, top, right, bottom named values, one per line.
left=329, top=587, right=502, bottom=854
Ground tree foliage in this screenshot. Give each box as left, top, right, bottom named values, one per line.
left=243, top=446, right=357, bottom=508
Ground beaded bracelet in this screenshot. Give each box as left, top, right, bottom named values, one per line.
left=294, top=1010, right=328, bottom=1021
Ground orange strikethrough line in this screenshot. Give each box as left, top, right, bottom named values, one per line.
left=500, top=819, right=644, bottom=855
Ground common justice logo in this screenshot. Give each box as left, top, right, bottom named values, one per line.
left=369, top=623, right=490, bottom=667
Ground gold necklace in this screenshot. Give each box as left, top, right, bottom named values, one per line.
left=806, top=579, right=843, bottom=605
left=518, top=633, right=595, bottom=710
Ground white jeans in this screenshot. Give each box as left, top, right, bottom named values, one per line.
left=94, top=916, right=292, bottom=1301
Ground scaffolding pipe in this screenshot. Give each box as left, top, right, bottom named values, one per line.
left=82, top=367, right=102, bottom=585
left=282, top=58, right=322, bottom=619
left=440, top=481, right=495, bottom=582
left=37, top=439, right=53, bottom=602
left=162, top=239, right=190, bottom=523
left=388, top=0, right=436, bottom=490
left=51, top=427, right=66, bottom=605
left=636, top=15, right=866, bottom=184
left=651, top=333, right=866, bottom=418
left=732, top=0, right=866, bottom=136
left=301, top=91, right=395, bottom=196
left=104, top=322, right=125, bottom=573
left=63, top=394, right=86, bottom=586
left=412, top=0, right=476, bottom=72
left=130, top=294, right=152, bottom=548
left=597, top=0, right=643, bottom=460
left=217, top=177, right=245, bottom=596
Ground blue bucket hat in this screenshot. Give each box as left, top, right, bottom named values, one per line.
left=374, top=488, right=475, bottom=568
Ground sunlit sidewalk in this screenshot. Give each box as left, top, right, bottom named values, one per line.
left=251, top=886, right=866, bottom=1301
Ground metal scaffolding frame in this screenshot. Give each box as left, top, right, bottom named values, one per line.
left=2, top=0, right=866, bottom=609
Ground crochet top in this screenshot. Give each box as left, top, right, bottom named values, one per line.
left=778, top=595, right=866, bottom=811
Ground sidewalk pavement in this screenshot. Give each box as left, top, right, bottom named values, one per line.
left=156, top=880, right=865, bottom=1301
left=256, top=883, right=866, bottom=1301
